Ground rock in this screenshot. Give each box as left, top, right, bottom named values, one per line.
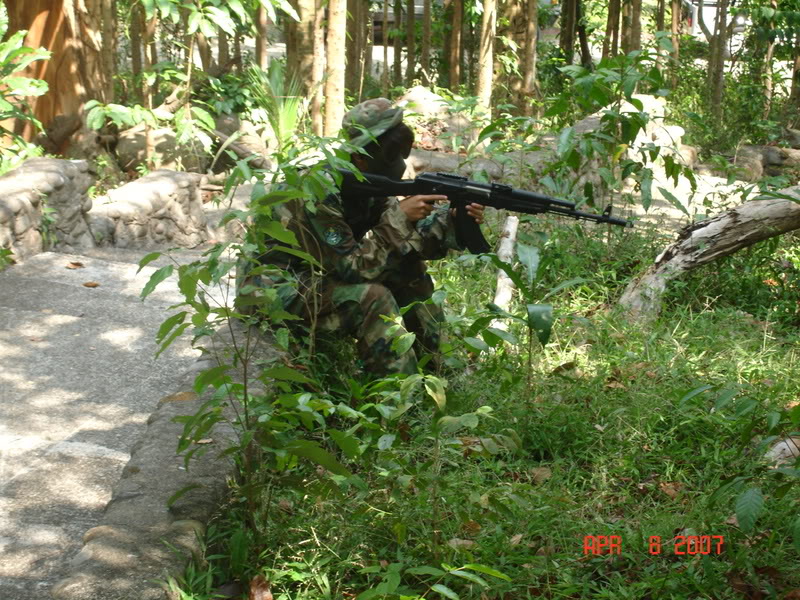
left=780, top=147, right=800, bottom=167
left=211, top=114, right=273, bottom=173
left=735, top=146, right=766, bottom=181
left=783, top=127, right=800, bottom=149
left=0, top=158, right=95, bottom=260
left=116, top=125, right=209, bottom=173
left=396, top=85, right=451, bottom=118
left=89, top=170, right=208, bottom=248
left=765, top=437, right=800, bottom=464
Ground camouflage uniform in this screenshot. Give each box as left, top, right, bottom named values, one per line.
left=238, top=99, right=463, bottom=375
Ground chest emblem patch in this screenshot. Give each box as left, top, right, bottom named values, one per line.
left=324, top=226, right=345, bottom=246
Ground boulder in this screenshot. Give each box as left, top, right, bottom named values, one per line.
left=396, top=86, right=451, bottom=118
left=116, top=125, right=209, bottom=173
left=734, top=146, right=765, bottom=182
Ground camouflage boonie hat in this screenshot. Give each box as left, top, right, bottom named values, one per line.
left=342, top=98, right=404, bottom=148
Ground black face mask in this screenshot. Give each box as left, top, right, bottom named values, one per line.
left=362, top=153, right=407, bottom=181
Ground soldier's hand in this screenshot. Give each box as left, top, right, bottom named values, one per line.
left=450, top=203, right=486, bottom=224
left=399, top=194, right=447, bottom=223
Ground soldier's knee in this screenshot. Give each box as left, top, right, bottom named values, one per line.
left=361, top=283, right=400, bottom=316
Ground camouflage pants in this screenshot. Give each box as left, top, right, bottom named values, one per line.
left=289, top=264, right=443, bottom=376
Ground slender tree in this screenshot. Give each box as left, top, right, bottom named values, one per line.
left=630, top=0, right=642, bottom=51
left=560, top=0, right=577, bottom=64
left=218, top=29, right=230, bottom=68
left=791, top=32, right=800, bottom=119
left=450, top=0, right=463, bottom=87
left=476, top=0, right=496, bottom=114
left=383, top=0, right=390, bottom=95
left=346, top=0, right=359, bottom=93
left=576, top=0, right=592, bottom=68
left=405, top=0, right=416, bottom=84
left=670, top=0, right=680, bottom=77
left=101, top=0, right=116, bottom=102
left=421, top=0, right=431, bottom=84
left=603, top=0, right=621, bottom=58
left=286, top=0, right=317, bottom=97
left=393, top=0, right=402, bottom=82
left=521, top=0, right=539, bottom=114
left=325, top=0, right=347, bottom=136
left=311, top=0, right=325, bottom=134
left=363, top=2, right=373, bottom=96
left=255, top=5, right=269, bottom=69
left=762, top=0, right=778, bottom=119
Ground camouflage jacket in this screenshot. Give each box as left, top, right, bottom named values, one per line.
left=243, top=188, right=463, bottom=308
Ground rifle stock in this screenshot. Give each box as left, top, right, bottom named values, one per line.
left=337, top=169, right=632, bottom=254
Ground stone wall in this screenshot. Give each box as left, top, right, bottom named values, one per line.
left=0, top=158, right=95, bottom=261
left=89, top=170, right=208, bottom=249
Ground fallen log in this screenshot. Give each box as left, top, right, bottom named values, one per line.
left=619, top=188, right=800, bottom=321
left=491, top=215, right=520, bottom=332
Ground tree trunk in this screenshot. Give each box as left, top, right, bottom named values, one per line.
left=405, top=0, right=416, bottom=85
left=762, top=0, right=778, bottom=120
left=620, top=0, right=632, bottom=54
left=196, top=32, right=214, bottom=73
left=576, top=0, right=592, bottom=69
left=131, top=3, right=143, bottom=84
left=255, top=5, right=269, bottom=70
left=233, top=33, right=242, bottom=73
left=393, top=0, right=403, bottom=83
left=101, top=0, right=116, bottom=102
left=709, top=0, right=729, bottom=120
left=670, top=0, right=680, bottom=81
left=619, top=190, right=800, bottom=322
left=603, top=0, right=621, bottom=58
left=630, top=0, right=642, bottom=51
left=791, top=32, right=800, bottom=120
left=476, top=0, right=496, bottom=115
left=345, top=0, right=359, bottom=94
left=324, top=0, right=347, bottom=136
left=521, top=0, right=538, bottom=114
left=421, top=0, right=431, bottom=84
left=218, top=29, right=230, bottom=69
left=311, top=0, right=325, bottom=135
left=383, top=0, right=390, bottom=95
left=560, top=0, right=577, bottom=64
left=450, top=0, right=463, bottom=88
left=363, top=2, right=373, bottom=96
left=286, top=0, right=317, bottom=97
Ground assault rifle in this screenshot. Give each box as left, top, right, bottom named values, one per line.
left=338, top=169, right=632, bottom=254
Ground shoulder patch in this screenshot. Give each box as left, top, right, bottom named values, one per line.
left=324, top=226, right=346, bottom=246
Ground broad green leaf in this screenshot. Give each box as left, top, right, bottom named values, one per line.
left=329, top=429, right=360, bottom=459
left=516, top=242, right=540, bottom=286
left=735, top=487, right=763, bottom=533
left=424, top=376, right=447, bottom=411
left=137, top=251, right=162, bottom=273
left=431, top=584, right=460, bottom=599
left=140, top=265, right=173, bottom=299
left=166, top=483, right=202, bottom=507
left=262, top=365, right=313, bottom=384
left=194, top=365, right=231, bottom=394
left=463, top=563, right=512, bottom=581
left=657, top=186, right=690, bottom=217
left=285, top=440, right=352, bottom=476
left=526, top=304, right=553, bottom=346
left=156, top=322, right=190, bottom=359
left=679, top=384, right=713, bottom=407
left=541, top=277, right=588, bottom=301
left=485, top=327, right=518, bottom=345
left=156, top=311, right=187, bottom=344
left=405, top=566, right=446, bottom=577
left=447, top=570, right=488, bottom=587
left=377, top=434, right=395, bottom=450
left=557, top=126, right=576, bottom=157
left=271, top=245, right=321, bottom=267
left=392, top=331, right=416, bottom=356
left=463, top=336, right=490, bottom=353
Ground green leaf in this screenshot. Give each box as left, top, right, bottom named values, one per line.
left=541, top=277, right=588, bottom=301
left=392, top=332, right=416, bottom=356
left=447, top=570, right=488, bottom=587
left=156, top=311, right=187, bottom=344
left=140, top=265, right=173, bottom=299
left=271, top=245, right=321, bottom=267
left=735, top=487, right=764, bottom=534
left=431, top=584, right=460, bottom=599
left=526, top=304, right=553, bottom=346
left=557, top=126, right=576, bottom=157
left=166, top=483, right=202, bottom=507
left=516, top=242, right=540, bottom=286
left=463, top=563, right=512, bottom=581
left=137, top=251, right=163, bottom=273
left=262, top=365, right=313, bottom=384
left=377, top=434, right=396, bottom=450
left=194, top=365, right=231, bottom=394
left=463, top=336, right=490, bottom=353
left=793, top=516, right=800, bottom=553
left=406, top=566, right=446, bottom=577
left=424, top=376, right=447, bottom=411
left=285, top=440, right=352, bottom=476
left=329, top=429, right=360, bottom=459
left=640, top=168, right=653, bottom=211
left=657, top=186, right=690, bottom=217
left=485, top=327, right=518, bottom=345
left=156, top=322, right=190, bottom=359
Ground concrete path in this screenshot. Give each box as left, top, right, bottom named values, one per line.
left=0, top=247, right=232, bottom=599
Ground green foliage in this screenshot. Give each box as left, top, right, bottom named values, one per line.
left=246, top=59, right=306, bottom=152
left=0, top=6, right=51, bottom=173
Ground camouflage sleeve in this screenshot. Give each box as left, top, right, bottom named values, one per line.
left=414, top=203, right=465, bottom=260
left=307, top=195, right=425, bottom=283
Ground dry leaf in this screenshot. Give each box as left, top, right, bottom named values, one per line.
left=530, top=467, right=552, bottom=484
left=248, top=575, right=272, bottom=600
left=659, top=481, right=684, bottom=500
left=725, top=514, right=739, bottom=526
left=65, top=261, right=84, bottom=269
left=82, top=281, right=100, bottom=288
left=510, top=533, right=524, bottom=546
left=379, top=560, right=389, bottom=568
left=783, top=590, right=800, bottom=599
left=605, top=381, right=626, bottom=390
left=196, top=438, right=213, bottom=445
left=550, top=361, right=577, bottom=375
left=447, top=538, right=476, bottom=550
left=28, top=337, right=44, bottom=342
left=535, top=545, right=555, bottom=556
left=462, top=520, right=482, bottom=536
left=594, top=424, right=606, bottom=432
left=645, top=371, right=657, bottom=379
left=162, top=391, right=197, bottom=403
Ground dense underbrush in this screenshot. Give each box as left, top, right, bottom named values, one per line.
left=168, top=219, right=800, bottom=600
